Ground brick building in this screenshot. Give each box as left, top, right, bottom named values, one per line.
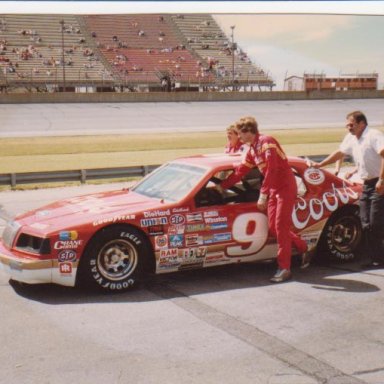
left=284, top=73, right=378, bottom=92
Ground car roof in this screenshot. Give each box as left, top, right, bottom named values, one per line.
left=170, top=153, right=244, bottom=169
left=169, top=153, right=305, bottom=170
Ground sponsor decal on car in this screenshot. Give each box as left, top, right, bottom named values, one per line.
left=148, top=225, right=165, bottom=236
left=54, top=240, right=83, bottom=250
left=208, top=222, right=228, bottom=230
left=168, top=225, right=185, bottom=235
left=204, top=253, right=227, bottom=264
left=182, top=247, right=207, bottom=259
left=155, top=235, right=168, bottom=249
left=213, top=233, right=232, bottom=242
left=204, top=217, right=228, bottom=224
left=185, top=234, right=203, bottom=246
left=144, top=209, right=171, bottom=218
left=172, top=207, right=189, bottom=213
left=159, top=248, right=181, bottom=268
left=304, top=168, right=325, bottom=185
left=170, top=214, right=185, bottom=225
left=186, top=224, right=207, bottom=232
left=93, top=214, right=136, bottom=227
left=59, top=230, right=78, bottom=241
left=169, top=234, right=184, bottom=247
left=30, top=223, right=49, bottom=230
left=292, top=182, right=359, bottom=230
left=58, top=249, right=77, bottom=262
left=36, top=210, right=51, bottom=217
left=141, top=217, right=168, bottom=227
left=59, top=262, right=73, bottom=274
left=203, top=210, right=219, bottom=218
left=186, top=213, right=203, bottom=223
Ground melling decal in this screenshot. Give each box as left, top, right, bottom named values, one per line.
left=293, top=182, right=359, bottom=229
left=58, top=249, right=77, bottom=262
left=304, top=168, right=325, bottom=185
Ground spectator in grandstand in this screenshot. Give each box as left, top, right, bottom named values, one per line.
left=161, top=77, right=168, bottom=91
left=308, top=110, right=384, bottom=269
left=138, top=30, right=145, bottom=37
left=218, top=116, right=309, bottom=283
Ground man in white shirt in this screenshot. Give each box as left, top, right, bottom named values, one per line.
left=309, top=111, right=384, bottom=268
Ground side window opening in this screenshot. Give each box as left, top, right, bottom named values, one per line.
left=194, top=168, right=262, bottom=207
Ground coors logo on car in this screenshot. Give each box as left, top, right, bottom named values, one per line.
left=304, top=168, right=325, bottom=185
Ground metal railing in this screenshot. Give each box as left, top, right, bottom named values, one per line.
left=0, top=164, right=159, bottom=188
left=0, top=155, right=348, bottom=188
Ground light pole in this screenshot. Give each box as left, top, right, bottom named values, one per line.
left=59, top=20, right=66, bottom=92
left=230, top=25, right=236, bottom=91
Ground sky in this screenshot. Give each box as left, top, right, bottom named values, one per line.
left=214, top=14, right=384, bottom=90
left=3, top=1, right=384, bottom=91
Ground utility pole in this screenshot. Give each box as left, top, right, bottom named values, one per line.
left=60, top=20, right=66, bottom=92
left=230, top=25, right=236, bottom=91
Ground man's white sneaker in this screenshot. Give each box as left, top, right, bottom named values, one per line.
left=270, top=269, right=292, bottom=283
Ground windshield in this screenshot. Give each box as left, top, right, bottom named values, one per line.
left=132, top=163, right=207, bottom=202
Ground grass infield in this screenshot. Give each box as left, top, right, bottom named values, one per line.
left=1, top=127, right=381, bottom=174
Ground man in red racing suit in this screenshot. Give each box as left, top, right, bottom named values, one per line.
left=219, top=116, right=308, bottom=283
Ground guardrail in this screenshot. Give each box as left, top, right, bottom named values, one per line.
left=0, top=155, right=348, bottom=188
left=0, top=164, right=159, bottom=188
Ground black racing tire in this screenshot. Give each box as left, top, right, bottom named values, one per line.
left=77, top=225, right=153, bottom=292
left=317, top=207, right=363, bottom=263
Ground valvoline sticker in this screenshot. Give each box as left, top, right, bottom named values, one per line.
left=59, top=231, right=78, bottom=241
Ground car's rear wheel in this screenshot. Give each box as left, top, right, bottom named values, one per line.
left=77, top=225, right=152, bottom=292
left=317, top=207, right=362, bottom=263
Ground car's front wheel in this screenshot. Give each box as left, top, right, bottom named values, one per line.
left=317, top=207, right=362, bottom=263
left=77, top=225, right=152, bottom=292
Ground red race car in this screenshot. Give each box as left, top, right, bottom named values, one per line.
left=0, top=154, right=362, bottom=292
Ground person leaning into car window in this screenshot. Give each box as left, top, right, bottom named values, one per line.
left=217, top=116, right=309, bottom=283
left=308, top=110, right=384, bottom=270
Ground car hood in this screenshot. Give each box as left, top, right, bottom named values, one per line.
left=15, top=189, right=165, bottom=234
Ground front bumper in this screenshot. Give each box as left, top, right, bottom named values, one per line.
left=0, top=242, right=77, bottom=287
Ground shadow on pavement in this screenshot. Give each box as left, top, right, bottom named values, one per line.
left=8, top=257, right=381, bottom=305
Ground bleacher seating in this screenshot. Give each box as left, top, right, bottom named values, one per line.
left=82, top=14, right=215, bottom=86
left=0, top=13, right=274, bottom=92
left=170, top=14, right=274, bottom=88
left=0, top=14, right=114, bottom=90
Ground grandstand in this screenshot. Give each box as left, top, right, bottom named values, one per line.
left=0, top=13, right=275, bottom=93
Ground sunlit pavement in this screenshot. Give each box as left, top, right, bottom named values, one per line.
left=0, top=179, right=383, bottom=384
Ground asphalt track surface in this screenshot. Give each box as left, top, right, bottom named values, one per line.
left=1, top=99, right=384, bottom=384
left=1, top=98, right=383, bottom=137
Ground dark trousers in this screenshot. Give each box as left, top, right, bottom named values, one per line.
left=360, top=178, right=384, bottom=262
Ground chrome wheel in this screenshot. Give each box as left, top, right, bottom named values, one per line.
left=329, top=216, right=361, bottom=253
left=97, top=239, right=138, bottom=281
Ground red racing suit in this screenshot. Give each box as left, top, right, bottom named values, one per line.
left=221, top=133, right=307, bottom=270
left=224, top=139, right=245, bottom=154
